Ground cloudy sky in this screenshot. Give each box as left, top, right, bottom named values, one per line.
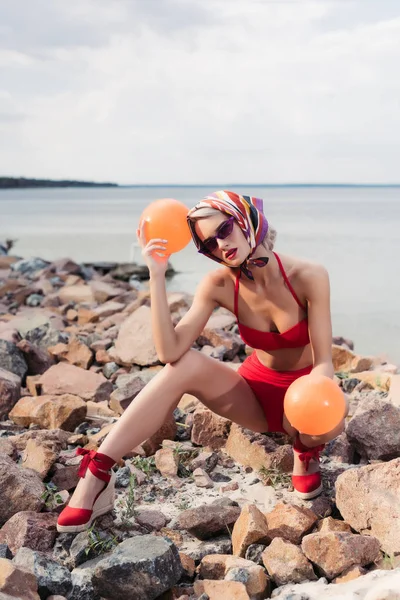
left=1, top=0, right=399, bottom=184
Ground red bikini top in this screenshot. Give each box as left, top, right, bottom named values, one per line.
left=234, top=252, right=310, bottom=351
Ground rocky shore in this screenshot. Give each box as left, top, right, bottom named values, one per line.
left=0, top=249, right=399, bottom=600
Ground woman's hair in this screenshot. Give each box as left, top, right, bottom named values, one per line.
left=188, top=205, right=277, bottom=251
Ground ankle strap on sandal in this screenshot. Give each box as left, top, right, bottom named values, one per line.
left=76, top=448, right=115, bottom=482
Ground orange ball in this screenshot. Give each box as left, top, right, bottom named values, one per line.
left=140, top=198, right=192, bottom=254
left=284, top=374, right=346, bottom=436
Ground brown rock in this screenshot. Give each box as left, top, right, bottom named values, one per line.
left=66, top=308, right=78, bottom=321
left=9, top=393, right=87, bottom=431
left=199, top=554, right=270, bottom=598
left=265, top=502, right=318, bottom=545
left=232, top=504, right=270, bottom=557
left=346, top=396, right=400, bottom=460
left=0, top=438, right=17, bottom=459
left=160, top=528, right=183, bottom=548
left=197, top=328, right=244, bottom=361
left=0, top=511, right=57, bottom=554
left=155, top=448, right=179, bottom=477
left=81, top=301, right=125, bottom=324
left=191, top=407, right=231, bottom=450
left=113, top=305, right=159, bottom=367
left=225, top=424, right=293, bottom=472
left=194, top=580, right=250, bottom=599
left=325, top=432, right=355, bottom=463
left=190, top=451, right=218, bottom=473
left=0, top=558, right=39, bottom=600
left=141, top=416, right=177, bottom=456
left=0, top=367, right=21, bottom=416
left=333, top=564, right=367, bottom=583
left=109, top=374, right=146, bottom=415
left=262, top=537, right=317, bottom=586
left=135, top=509, right=167, bottom=531
left=50, top=464, right=80, bottom=490
left=205, top=310, right=237, bottom=330
left=301, top=531, right=380, bottom=579
left=179, top=552, right=195, bottom=578
left=26, top=374, right=41, bottom=396
left=89, top=280, right=123, bottom=303
left=0, top=455, right=44, bottom=525
left=193, top=468, right=214, bottom=488
left=332, top=345, right=374, bottom=373
left=8, top=429, right=71, bottom=453
left=316, top=516, right=351, bottom=534
left=178, top=393, right=201, bottom=413
left=21, top=439, right=58, bottom=478
left=86, top=400, right=116, bottom=418
left=177, top=502, right=241, bottom=540
left=90, top=338, right=112, bottom=352
left=49, top=337, right=93, bottom=370
left=58, top=284, right=95, bottom=304
left=37, top=362, right=113, bottom=402
left=95, top=349, right=111, bottom=365
left=351, top=370, right=392, bottom=391
left=86, top=423, right=114, bottom=448
left=16, top=339, right=55, bottom=375
left=336, top=459, right=400, bottom=554
left=220, top=482, right=239, bottom=493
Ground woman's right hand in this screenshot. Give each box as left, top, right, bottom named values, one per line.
left=136, top=221, right=170, bottom=278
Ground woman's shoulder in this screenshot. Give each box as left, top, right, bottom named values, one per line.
left=199, top=267, right=236, bottom=304
left=278, top=252, right=327, bottom=274
left=278, top=253, right=328, bottom=286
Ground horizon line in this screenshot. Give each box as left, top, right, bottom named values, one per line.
left=119, top=182, right=400, bottom=188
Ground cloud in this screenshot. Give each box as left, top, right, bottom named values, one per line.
left=0, top=0, right=399, bottom=183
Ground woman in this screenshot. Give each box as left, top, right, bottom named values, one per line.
left=57, top=190, right=347, bottom=533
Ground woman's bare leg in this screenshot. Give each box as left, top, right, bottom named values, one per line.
left=283, top=395, right=350, bottom=478
left=68, top=349, right=269, bottom=509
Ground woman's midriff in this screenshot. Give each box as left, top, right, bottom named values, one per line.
left=254, top=345, right=313, bottom=372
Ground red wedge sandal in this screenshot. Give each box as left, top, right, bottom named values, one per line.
left=292, top=436, right=324, bottom=500
left=57, top=448, right=116, bottom=533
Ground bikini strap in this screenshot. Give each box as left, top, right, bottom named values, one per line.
left=234, top=271, right=241, bottom=320
left=273, top=252, right=306, bottom=311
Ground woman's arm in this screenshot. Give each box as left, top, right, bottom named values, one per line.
left=303, top=264, right=335, bottom=379
left=137, top=223, right=218, bottom=364
left=151, top=273, right=218, bottom=364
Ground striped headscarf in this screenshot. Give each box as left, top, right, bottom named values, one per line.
left=187, top=190, right=269, bottom=280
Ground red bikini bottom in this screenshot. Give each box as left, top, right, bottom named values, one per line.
left=238, top=351, right=313, bottom=433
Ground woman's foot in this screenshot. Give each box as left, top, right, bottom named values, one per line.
left=292, top=436, right=324, bottom=500
left=57, top=449, right=116, bottom=533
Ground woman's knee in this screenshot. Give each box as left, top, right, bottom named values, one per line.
left=166, top=349, right=207, bottom=381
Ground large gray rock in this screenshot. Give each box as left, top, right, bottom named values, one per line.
left=25, top=323, right=68, bottom=350
left=10, top=258, right=49, bottom=275
left=0, top=339, right=28, bottom=380
left=336, top=459, right=400, bottom=554
left=70, top=556, right=104, bottom=600
left=346, top=396, right=400, bottom=460
left=92, top=535, right=182, bottom=600
left=177, top=500, right=241, bottom=540
left=13, top=547, right=72, bottom=599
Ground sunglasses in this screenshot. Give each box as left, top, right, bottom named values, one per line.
left=199, top=216, right=235, bottom=254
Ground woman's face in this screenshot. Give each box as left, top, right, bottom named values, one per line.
left=194, top=213, right=250, bottom=266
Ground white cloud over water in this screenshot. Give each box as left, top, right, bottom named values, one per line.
left=1, top=0, right=399, bottom=184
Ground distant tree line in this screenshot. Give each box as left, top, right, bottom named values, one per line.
left=0, top=177, right=118, bottom=189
